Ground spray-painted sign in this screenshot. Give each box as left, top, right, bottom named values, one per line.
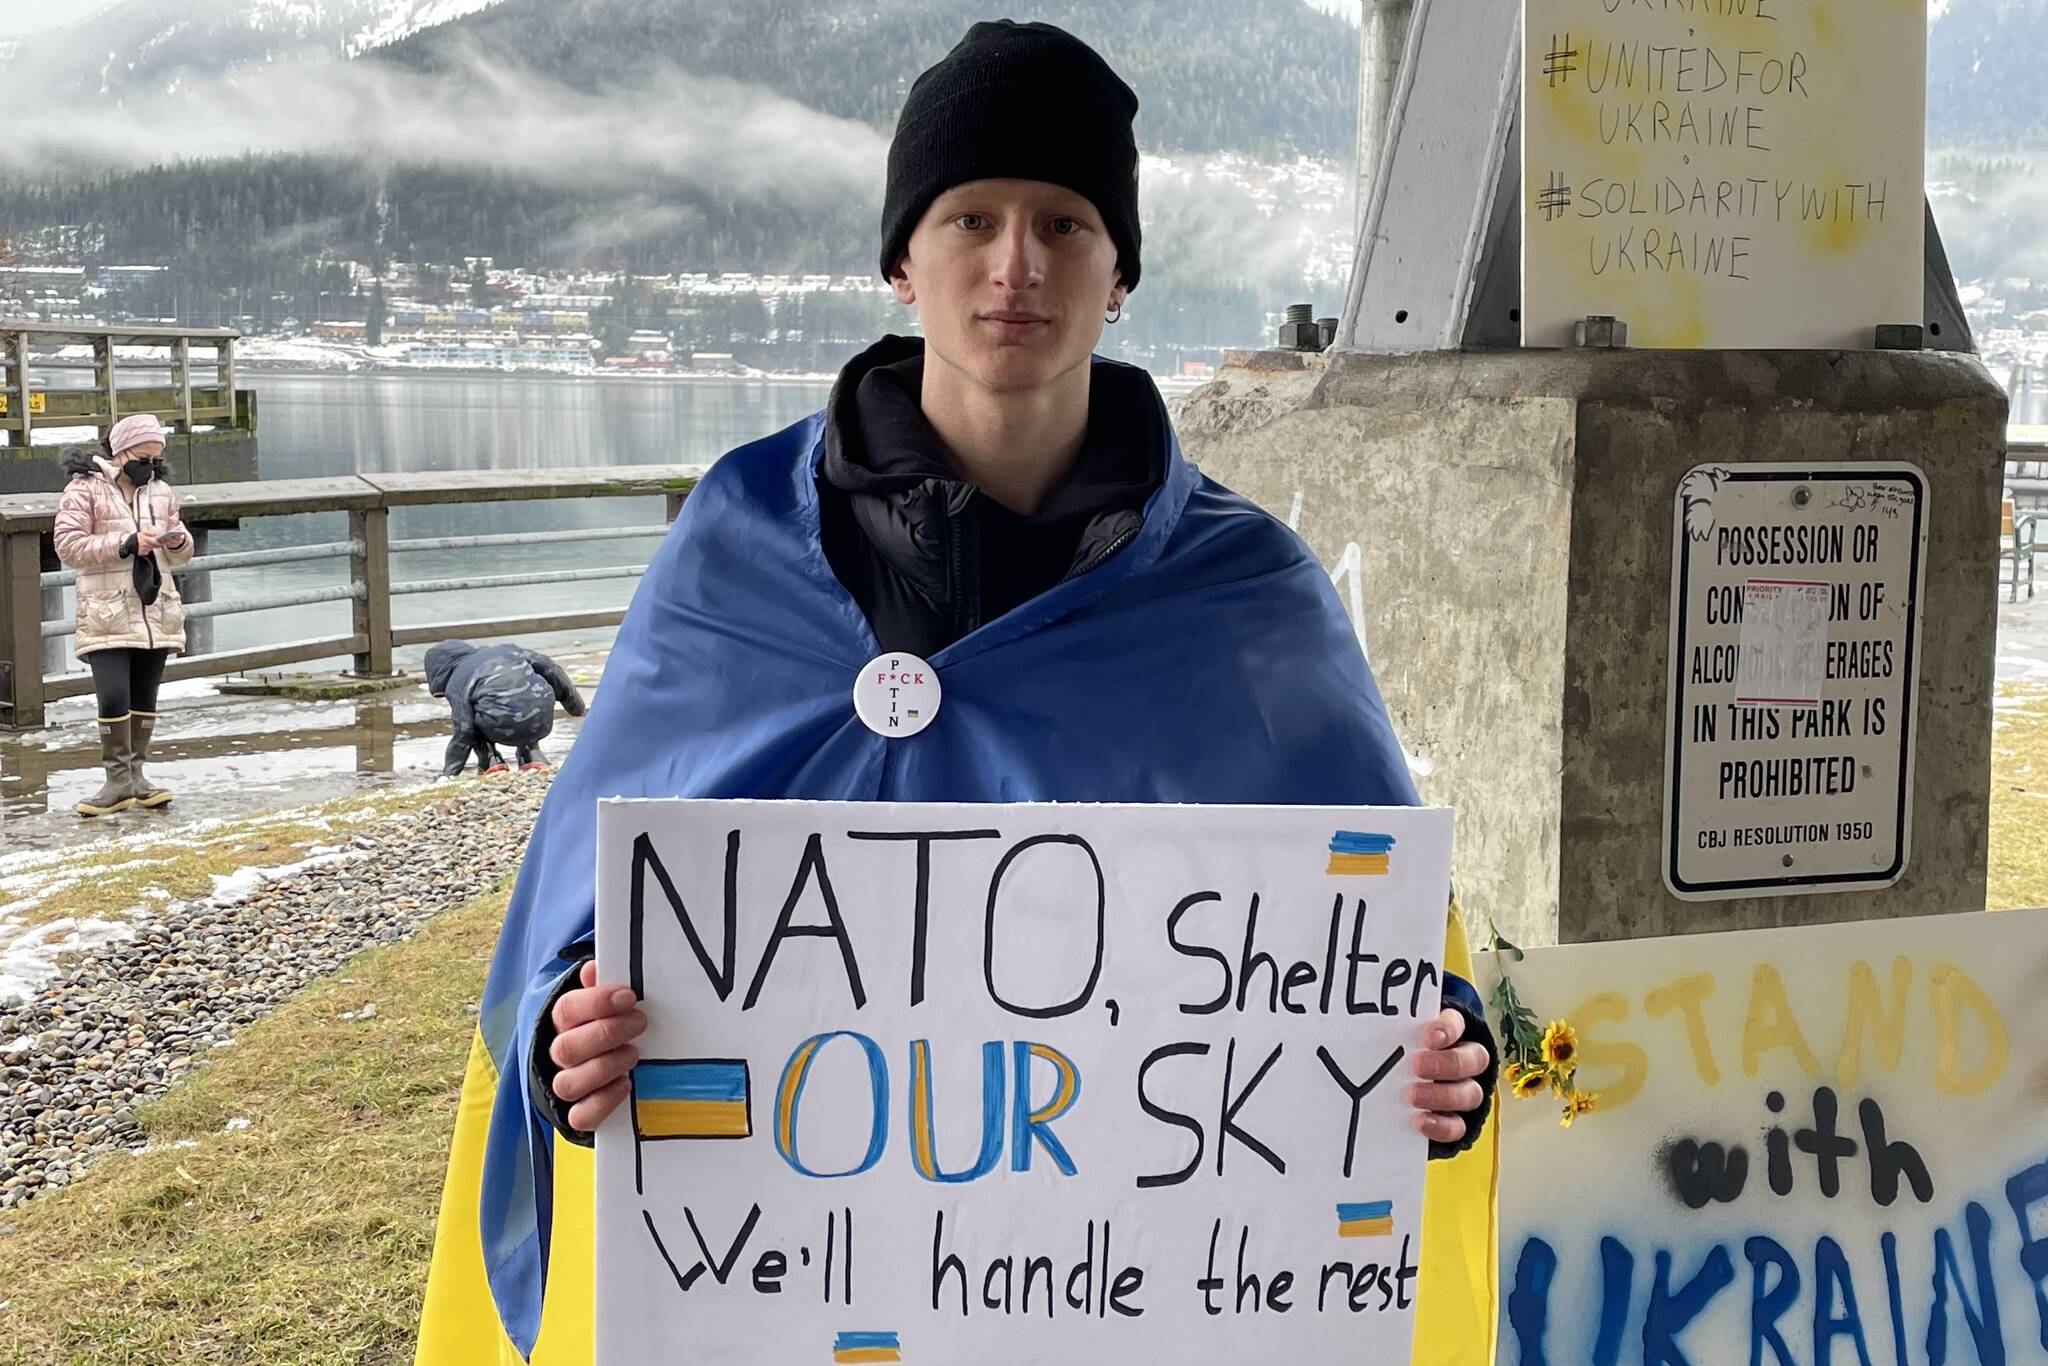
left=1521, top=0, right=1925, bottom=349
left=1481, top=906, right=2048, bottom=1366
left=592, top=800, right=1452, bottom=1364
left=1664, top=464, right=1927, bottom=900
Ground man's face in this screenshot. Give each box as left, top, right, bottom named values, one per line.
left=890, top=178, right=1125, bottom=395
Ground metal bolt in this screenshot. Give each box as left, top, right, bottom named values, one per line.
left=1570, top=315, right=1628, bottom=349
left=1792, top=485, right=1812, bottom=508
left=1317, top=317, right=1339, bottom=350
left=1782, top=854, right=1796, bottom=867
left=1277, top=304, right=1324, bottom=352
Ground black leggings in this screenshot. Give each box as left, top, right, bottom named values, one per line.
left=88, top=648, right=169, bottom=721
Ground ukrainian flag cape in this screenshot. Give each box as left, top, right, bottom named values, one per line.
left=415, top=358, right=1498, bottom=1364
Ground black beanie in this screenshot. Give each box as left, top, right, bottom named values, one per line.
left=879, top=20, right=1141, bottom=291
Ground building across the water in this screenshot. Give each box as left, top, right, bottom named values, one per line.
left=403, top=336, right=597, bottom=371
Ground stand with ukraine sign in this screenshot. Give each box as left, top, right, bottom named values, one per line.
left=1480, top=906, right=2048, bottom=1363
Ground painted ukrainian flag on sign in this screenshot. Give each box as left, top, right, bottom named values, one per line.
left=632, top=1059, right=751, bottom=1140
left=1337, top=1200, right=1396, bottom=1238
left=1327, top=830, right=1395, bottom=875
left=832, top=1331, right=901, bottom=1363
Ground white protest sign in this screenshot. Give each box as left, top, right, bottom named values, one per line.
left=1521, top=0, right=1925, bottom=349
left=1664, top=463, right=1927, bottom=900
left=1480, top=907, right=2048, bottom=1365
left=593, top=800, right=1452, bottom=1365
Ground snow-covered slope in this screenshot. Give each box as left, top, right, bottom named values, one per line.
left=0, top=0, right=502, bottom=100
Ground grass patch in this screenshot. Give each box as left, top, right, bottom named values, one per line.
left=1987, top=683, right=2048, bottom=909
left=1, top=781, right=471, bottom=935
left=0, top=879, right=509, bottom=1365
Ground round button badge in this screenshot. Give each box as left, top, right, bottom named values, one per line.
left=854, top=652, right=941, bottom=739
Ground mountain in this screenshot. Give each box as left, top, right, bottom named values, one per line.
left=1927, top=0, right=2048, bottom=147
left=0, top=0, right=1364, bottom=277
left=3, top=0, right=2041, bottom=339
left=373, top=0, right=1359, bottom=160
left=0, top=0, right=502, bottom=100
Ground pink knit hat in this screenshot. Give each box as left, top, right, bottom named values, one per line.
left=108, top=413, right=166, bottom=457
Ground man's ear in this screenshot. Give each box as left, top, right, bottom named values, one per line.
left=888, top=258, right=916, bottom=306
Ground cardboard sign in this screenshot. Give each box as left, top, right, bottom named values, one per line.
left=1480, top=907, right=2048, bottom=1365
left=593, top=800, right=1453, bottom=1364
left=1664, top=464, right=1927, bottom=899
left=1522, top=0, right=1925, bottom=349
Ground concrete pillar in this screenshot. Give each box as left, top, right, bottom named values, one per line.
left=1174, top=347, right=2007, bottom=948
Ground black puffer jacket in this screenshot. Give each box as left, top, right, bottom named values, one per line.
left=817, top=335, right=1164, bottom=657
left=424, top=640, right=585, bottom=774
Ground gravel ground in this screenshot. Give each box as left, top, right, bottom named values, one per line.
left=0, top=771, right=550, bottom=1210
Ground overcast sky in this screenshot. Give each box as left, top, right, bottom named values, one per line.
left=0, top=0, right=100, bottom=37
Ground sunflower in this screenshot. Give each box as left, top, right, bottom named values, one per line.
left=1508, top=1063, right=1549, bottom=1100
left=1540, top=1020, right=1579, bottom=1070
left=1559, top=1089, right=1599, bottom=1128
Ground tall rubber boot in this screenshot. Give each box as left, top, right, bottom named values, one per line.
left=76, top=714, right=136, bottom=817
left=128, top=711, right=173, bottom=808
left=517, top=743, right=549, bottom=772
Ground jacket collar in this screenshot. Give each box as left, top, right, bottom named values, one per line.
left=819, top=334, right=1161, bottom=520
left=802, top=335, right=1198, bottom=665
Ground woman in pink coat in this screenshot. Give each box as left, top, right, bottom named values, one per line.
left=51, top=413, right=195, bottom=816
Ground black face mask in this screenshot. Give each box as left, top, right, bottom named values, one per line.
left=123, top=458, right=158, bottom=485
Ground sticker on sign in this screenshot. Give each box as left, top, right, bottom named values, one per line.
left=1662, top=464, right=1927, bottom=900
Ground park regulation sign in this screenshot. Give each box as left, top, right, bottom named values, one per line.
left=1663, top=464, right=1927, bottom=900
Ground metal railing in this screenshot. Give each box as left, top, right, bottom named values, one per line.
left=0, top=464, right=700, bottom=729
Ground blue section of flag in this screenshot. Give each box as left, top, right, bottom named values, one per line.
left=634, top=1059, right=748, bottom=1103
left=834, top=1332, right=901, bottom=1350
left=1328, top=832, right=1396, bottom=854
left=1336, top=1200, right=1394, bottom=1221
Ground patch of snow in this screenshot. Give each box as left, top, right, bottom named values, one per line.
left=203, top=847, right=362, bottom=906
left=223, top=1116, right=251, bottom=1131
left=0, top=917, right=137, bottom=1005
left=347, top=0, right=501, bottom=55
left=131, top=1138, right=200, bottom=1155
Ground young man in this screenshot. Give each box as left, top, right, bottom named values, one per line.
left=418, top=23, right=1497, bottom=1364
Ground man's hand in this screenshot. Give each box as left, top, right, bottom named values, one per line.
left=1406, top=1007, right=1491, bottom=1146
left=549, top=960, right=647, bottom=1132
